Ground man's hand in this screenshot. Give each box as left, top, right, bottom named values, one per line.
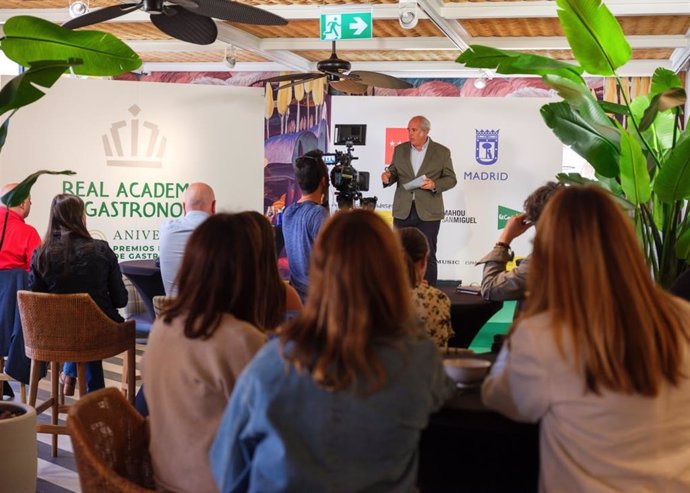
left=420, top=178, right=436, bottom=191
left=381, top=169, right=392, bottom=185
left=499, top=213, right=532, bottom=245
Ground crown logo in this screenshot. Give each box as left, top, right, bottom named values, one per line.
left=103, top=105, right=166, bottom=168
left=475, top=129, right=500, bottom=166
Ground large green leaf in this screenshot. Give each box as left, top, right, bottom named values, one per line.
left=0, top=59, right=79, bottom=116
left=675, top=227, right=690, bottom=262
left=653, top=137, right=690, bottom=202
left=650, top=68, right=683, bottom=97
left=639, top=88, right=686, bottom=132
left=556, top=0, right=631, bottom=75
left=598, top=100, right=629, bottom=116
left=542, top=74, right=619, bottom=144
left=618, top=128, right=651, bottom=204
left=456, top=45, right=584, bottom=83
left=1, top=170, right=76, bottom=207
left=1, top=16, right=141, bottom=76
left=541, top=101, right=619, bottom=177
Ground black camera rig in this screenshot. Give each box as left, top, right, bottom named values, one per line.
left=322, top=141, right=377, bottom=210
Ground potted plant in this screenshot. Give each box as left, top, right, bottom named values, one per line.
left=0, top=400, right=37, bottom=492
left=457, top=0, right=688, bottom=287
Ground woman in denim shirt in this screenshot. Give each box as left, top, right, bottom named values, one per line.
left=210, top=209, right=455, bottom=493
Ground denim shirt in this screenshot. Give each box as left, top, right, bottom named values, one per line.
left=210, top=335, right=455, bottom=493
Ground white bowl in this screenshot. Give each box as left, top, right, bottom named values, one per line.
left=443, top=358, right=491, bottom=384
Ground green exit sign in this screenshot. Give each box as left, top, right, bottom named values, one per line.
left=320, top=12, right=373, bottom=41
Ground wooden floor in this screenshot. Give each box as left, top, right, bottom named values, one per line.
left=6, top=345, right=146, bottom=493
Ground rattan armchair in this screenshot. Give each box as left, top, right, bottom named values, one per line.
left=67, top=387, right=155, bottom=492
left=17, top=291, right=136, bottom=457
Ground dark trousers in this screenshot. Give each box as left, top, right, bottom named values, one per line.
left=394, top=202, right=441, bottom=286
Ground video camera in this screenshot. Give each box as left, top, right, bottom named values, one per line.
left=322, top=141, right=374, bottom=209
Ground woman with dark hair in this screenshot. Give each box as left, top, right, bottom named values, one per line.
left=399, top=226, right=453, bottom=348
left=482, top=186, right=690, bottom=492
left=210, top=209, right=455, bottom=493
left=245, top=211, right=301, bottom=330
left=142, top=212, right=266, bottom=493
left=30, top=193, right=128, bottom=393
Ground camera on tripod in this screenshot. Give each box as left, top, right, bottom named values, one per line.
left=323, top=141, right=370, bottom=204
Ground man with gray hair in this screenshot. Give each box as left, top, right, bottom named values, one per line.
left=382, top=115, right=457, bottom=286
left=159, top=182, right=216, bottom=295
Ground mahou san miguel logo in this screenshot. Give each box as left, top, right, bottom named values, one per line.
left=103, top=105, right=167, bottom=168
left=475, top=129, right=500, bottom=165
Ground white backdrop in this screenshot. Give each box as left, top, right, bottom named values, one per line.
left=0, top=78, right=264, bottom=260
left=331, top=97, right=562, bottom=283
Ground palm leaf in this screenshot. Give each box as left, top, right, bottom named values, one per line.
left=456, top=45, right=584, bottom=83
left=556, top=0, right=631, bottom=75
left=618, top=128, right=651, bottom=205
left=639, top=88, right=686, bottom=132
left=598, top=100, right=629, bottom=116
left=653, top=138, right=690, bottom=203
left=1, top=16, right=141, bottom=76
left=541, top=101, right=619, bottom=178
left=650, top=68, right=683, bottom=97
left=675, top=227, right=690, bottom=262
left=1, top=170, right=76, bottom=207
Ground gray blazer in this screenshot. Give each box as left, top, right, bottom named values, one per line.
left=385, top=138, right=457, bottom=221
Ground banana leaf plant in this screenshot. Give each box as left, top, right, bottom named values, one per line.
left=0, top=15, right=141, bottom=249
left=457, top=0, right=688, bottom=288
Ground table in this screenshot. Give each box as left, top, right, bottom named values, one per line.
left=119, top=260, right=165, bottom=322
left=419, top=354, right=539, bottom=492
left=438, top=283, right=503, bottom=348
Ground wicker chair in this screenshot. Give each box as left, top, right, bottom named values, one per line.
left=67, top=387, right=155, bottom=492
left=17, top=291, right=136, bottom=457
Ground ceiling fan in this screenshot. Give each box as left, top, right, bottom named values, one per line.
left=260, top=41, right=413, bottom=95
left=62, top=0, right=288, bottom=45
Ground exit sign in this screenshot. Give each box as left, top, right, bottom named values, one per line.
left=320, top=12, right=373, bottom=41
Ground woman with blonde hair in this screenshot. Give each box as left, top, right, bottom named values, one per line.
left=210, top=209, right=454, bottom=493
left=482, top=186, right=690, bottom=492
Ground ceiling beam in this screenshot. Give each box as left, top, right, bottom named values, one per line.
left=418, top=0, right=472, bottom=51
left=483, top=35, right=688, bottom=51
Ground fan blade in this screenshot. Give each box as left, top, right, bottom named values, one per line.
left=330, top=79, right=368, bottom=95
left=275, top=75, right=326, bottom=92
left=151, top=6, right=218, bottom=45
left=175, top=0, right=287, bottom=25
left=259, top=73, right=324, bottom=85
left=349, top=71, right=412, bottom=89
left=62, top=3, right=142, bottom=29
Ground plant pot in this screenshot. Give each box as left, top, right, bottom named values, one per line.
left=0, top=401, right=37, bottom=493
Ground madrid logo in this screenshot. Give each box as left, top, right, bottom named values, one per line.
left=475, top=129, right=499, bottom=165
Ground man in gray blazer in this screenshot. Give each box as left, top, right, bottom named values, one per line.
left=382, top=115, right=457, bottom=285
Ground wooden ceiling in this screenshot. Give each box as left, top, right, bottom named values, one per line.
left=0, top=0, right=688, bottom=76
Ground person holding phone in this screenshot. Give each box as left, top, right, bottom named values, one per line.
left=477, top=181, right=562, bottom=305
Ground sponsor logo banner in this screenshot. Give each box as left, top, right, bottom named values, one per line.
left=385, top=127, right=407, bottom=164
left=498, top=205, right=521, bottom=229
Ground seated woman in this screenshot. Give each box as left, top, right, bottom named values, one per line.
left=482, top=186, right=690, bottom=492
left=210, top=209, right=455, bottom=493
left=142, top=213, right=268, bottom=493
left=399, top=226, right=453, bottom=349
left=30, top=193, right=127, bottom=394
left=246, top=211, right=302, bottom=330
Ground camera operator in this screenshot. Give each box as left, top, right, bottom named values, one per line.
left=382, top=115, right=457, bottom=286
left=283, top=150, right=330, bottom=303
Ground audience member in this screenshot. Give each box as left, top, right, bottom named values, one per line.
left=143, top=213, right=267, bottom=493
left=482, top=186, right=690, bottom=492
left=0, top=183, right=41, bottom=398
left=399, top=226, right=453, bottom=348
left=246, top=211, right=301, bottom=329
left=30, top=194, right=127, bottom=394
left=477, top=181, right=561, bottom=304
left=282, top=150, right=329, bottom=302
left=159, top=182, right=215, bottom=295
left=210, top=209, right=455, bottom=493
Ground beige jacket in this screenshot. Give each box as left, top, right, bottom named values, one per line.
left=142, top=313, right=266, bottom=493
left=477, top=244, right=530, bottom=303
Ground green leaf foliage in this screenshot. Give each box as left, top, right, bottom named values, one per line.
left=541, top=101, right=619, bottom=177
left=1, top=16, right=141, bottom=76
left=456, top=45, right=584, bottom=83
left=1, top=170, right=76, bottom=207
left=675, top=227, right=690, bottom=262
left=619, top=129, right=651, bottom=205
left=0, top=60, right=79, bottom=116
left=556, top=172, right=599, bottom=186
left=640, top=88, right=687, bottom=132
left=653, top=138, right=690, bottom=203
left=555, top=0, right=631, bottom=75
left=650, top=68, right=683, bottom=97
left=598, top=100, right=629, bottom=116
